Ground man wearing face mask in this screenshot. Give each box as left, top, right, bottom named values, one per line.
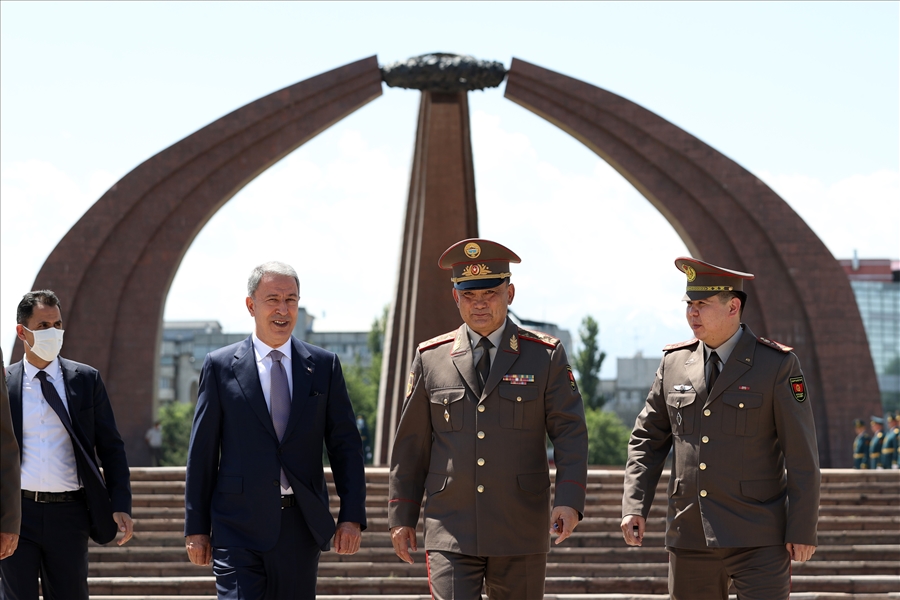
left=1, top=290, right=133, bottom=600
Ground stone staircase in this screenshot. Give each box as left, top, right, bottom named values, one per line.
left=81, top=467, right=898, bottom=599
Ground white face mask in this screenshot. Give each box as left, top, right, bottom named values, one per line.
left=24, top=326, right=64, bottom=362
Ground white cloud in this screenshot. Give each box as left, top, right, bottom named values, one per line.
left=163, top=127, right=409, bottom=334
left=758, top=169, right=900, bottom=260
left=0, top=161, right=102, bottom=357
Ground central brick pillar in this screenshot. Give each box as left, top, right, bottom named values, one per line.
left=374, top=91, right=479, bottom=465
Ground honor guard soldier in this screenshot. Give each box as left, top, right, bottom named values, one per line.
left=388, top=239, right=588, bottom=600
left=621, top=258, right=820, bottom=600
left=852, top=419, right=870, bottom=469
left=869, top=416, right=885, bottom=469
left=881, top=413, right=899, bottom=469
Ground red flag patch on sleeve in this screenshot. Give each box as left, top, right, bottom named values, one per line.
left=566, top=366, right=578, bottom=392
left=789, top=376, right=807, bottom=402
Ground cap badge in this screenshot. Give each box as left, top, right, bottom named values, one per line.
left=509, top=335, right=519, bottom=352
left=461, top=263, right=491, bottom=278
left=681, top=264, right=697, bottom=282
left=464, top=242, right=482, bottom=259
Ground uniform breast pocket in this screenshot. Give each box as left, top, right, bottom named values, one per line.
left=499, top=384, right=540, bottom=429
left=430, top=388, right=466, bottom=432
left=722, top=392, right=764, bottom=436
left=666, top=393, right=697, bottom=436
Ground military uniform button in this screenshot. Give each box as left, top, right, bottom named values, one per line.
left=477, top=458, right=485, bottom=466
left=477, top=405, right=485, bottom=412
left=477, top=431, right=485, bottom=439
left=517, top=396, right=522, bottom=402
left=443, top=398, right=449, bottom=405
left=702, top=436, right=710, bottom=443
left=739, top=403, right=745, bottom=409
left=477, top=485, right=485, bottom=493
left=699, top=463, right=707, bottom=470
left=704, top=409, right=711, bottom=417
left=700, top=490, right=708, bottom=497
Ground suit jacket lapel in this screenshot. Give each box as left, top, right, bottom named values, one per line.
left=684, top=346, right=707, bottom=403
left=283, top=338, right=314, bottom=440
left=481, top=319, right=520, bottom=400
left=450, top=324, right=480, bottom=397
left=232, top=337, right=278, bottom=440
left=58, top=358, right=83, bottom=430
left=704, top=326, right=755, bottom=408
left=7, top=362, right=24, bottom=462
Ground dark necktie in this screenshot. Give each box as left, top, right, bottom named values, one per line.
left=268, top=351, right=292, bottom=489
left=476, top=337, right=493, bottom=393
left=707, top=351, right=721, bottom=393
left=35, top=370, right=104, bottom=484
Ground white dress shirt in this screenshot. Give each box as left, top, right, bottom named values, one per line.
left=20, top=356, right=81, bottom=492
left=251, top=333, right=294, bottom=494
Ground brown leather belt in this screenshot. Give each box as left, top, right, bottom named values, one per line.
left=281, top=494, right=296, bottom=508
left=22, top=489, right=85, bottom=503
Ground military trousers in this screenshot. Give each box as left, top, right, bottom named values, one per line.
left=426, top=550, right=547, bottom=600
left=668, top=545, right=790, bottom=600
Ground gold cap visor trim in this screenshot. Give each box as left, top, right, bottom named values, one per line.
left=686, top=285, right=735, bottom=292
left=451, top=272, right=512, bottom=283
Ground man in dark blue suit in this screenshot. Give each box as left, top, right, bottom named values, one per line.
left=1, top=290, right=133, bottom=600
left=184, top=262, right=367, bottom=599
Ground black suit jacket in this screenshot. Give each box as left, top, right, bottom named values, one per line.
left=184, top=336, right=367, bottom=552
left=6, top=357, right=132, bottom=543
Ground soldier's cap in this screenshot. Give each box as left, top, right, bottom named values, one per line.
left=871, top=416, right=885, bottom=425
left=854, top=418, right=865, bottom=427
left=888, top=412, right=897, bottom=421
left=675, top=257, right=754, bottom=301
left=439, top=238, right=521, bottom=290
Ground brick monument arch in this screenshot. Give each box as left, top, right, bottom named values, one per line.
left=499, top=59, right=880, bottom=467
left=15, top=55, right=877, bottom=467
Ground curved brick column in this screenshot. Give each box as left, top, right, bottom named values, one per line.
left=15, top=57, right=383, bottom=464
left=505, top=58, right=879, bottom=467
left=375, top=91, right=479, bottom=465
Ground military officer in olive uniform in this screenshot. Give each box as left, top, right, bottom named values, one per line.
left=869, top=416, right=885, bottom=469
left=621, top=258, right=820, bottom=600
left=389, top=239, right=588, bottom=600
left=880, top=413, right=898, bottom=469
left=852, top=419, right=870, bottom=469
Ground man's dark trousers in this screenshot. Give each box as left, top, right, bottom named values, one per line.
left=0, top=496, right=90, bottom=600
left=212, top=503, right=321, bottom=598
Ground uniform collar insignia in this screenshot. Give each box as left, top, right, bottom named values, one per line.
left=509, top=334, right=519, bottom=352
left=451, top=333, right=464, bottom=354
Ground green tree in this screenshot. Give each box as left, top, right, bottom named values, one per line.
left=584, top=407, right=630, bottom=466
left=573, top=315, right=607, bottom=409
left=340, top=306, right=388, bottom=463
left=158, top=401, right=195, bottom=466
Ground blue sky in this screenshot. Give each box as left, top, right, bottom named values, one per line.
left=2, top=2, right=897, bottom=377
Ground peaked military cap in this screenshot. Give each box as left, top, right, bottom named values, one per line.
left=871, top=416, right=885, bottom=425
left=675, top=257, right=754, bottom=301
left=439, top=238, right=521, bottom=290
left=853, top=418, right=865, bottom=427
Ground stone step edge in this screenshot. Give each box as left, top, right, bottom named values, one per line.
left=85, top=594, right=900, bottom=600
